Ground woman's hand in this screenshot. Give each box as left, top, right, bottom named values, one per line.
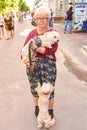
left=23, top=58, right=37, bottom=68
left=22, top=59, right=30, bottom=67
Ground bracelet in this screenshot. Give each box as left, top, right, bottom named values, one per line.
left=33, top=47, right=38, bottom=52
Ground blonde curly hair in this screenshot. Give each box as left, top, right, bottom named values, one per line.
left=35, top=6, right=51, bottom=18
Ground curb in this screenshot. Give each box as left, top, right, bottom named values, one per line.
left=82, top=45, right=87, bottom=53
left=60, top=48, right=87, bottom=82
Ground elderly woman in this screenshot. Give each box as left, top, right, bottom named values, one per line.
left=21, top=6, right=59, bottom=119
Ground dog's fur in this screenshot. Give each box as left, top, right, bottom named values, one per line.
left=35, top=82, right=55, bottom=128
left=34, top=31, right=60, bottom=48
left=21, top=31, right=59, bottom=63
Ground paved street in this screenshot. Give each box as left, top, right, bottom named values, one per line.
left=0, top=19, right=87, bottom=130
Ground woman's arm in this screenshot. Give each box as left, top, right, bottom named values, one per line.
left=31, top=40, right=58, bottom=55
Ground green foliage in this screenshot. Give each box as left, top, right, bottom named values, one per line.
left=0, top=0, right=30, bottom=13
left=18, top=0, right=30, bottom=12
left=0, top=0, right=6, bottom=13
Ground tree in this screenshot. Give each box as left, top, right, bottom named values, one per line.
left=0, top=0, right=6, bottom=13
left=18, top=0, right=30, bottom=12
left=0, top=0, right=30, bottom=14
left=5, top=0, right=17, bottom=12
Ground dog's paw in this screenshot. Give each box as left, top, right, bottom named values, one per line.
left=37, top=124, right=43, bottom=128
left=44, top=118, right=55, bottom=128
left=45, top=124, right=50, bottom=129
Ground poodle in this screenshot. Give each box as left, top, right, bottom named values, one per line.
left=35, top=82, right=55, bottom=128
left=21, top=31, right=59, bottom=64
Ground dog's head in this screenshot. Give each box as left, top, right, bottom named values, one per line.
left=45, top=31, right=60, bottom=43
left=35, top=82, right=54, bottom=96
left=41, top=82, right=54, bottom=94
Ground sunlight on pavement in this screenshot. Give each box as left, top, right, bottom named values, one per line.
left=19, top=29, right=33, bottom=36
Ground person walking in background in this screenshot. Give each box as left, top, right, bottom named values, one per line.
left=0, top=14, right=4, bottom=39
left=49, top=9, right=54, bottom=27
left=23, top=11, right=27, bottom=20
left=21, top=6, right=59, bottom=121
left=17, top=12, right=21, bottom=23
left=17, top=12, right=23, bottom=23
left=4, top=13, right=13, bottom=40
left=31, top=10, right=34, bottom=18
left=11, top=13, right=15, bottom=36
left=64, top=6, right=74, bottom=34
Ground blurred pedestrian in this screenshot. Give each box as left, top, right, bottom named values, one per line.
left=49, top=9, right=54, bottom=27
left=0, top=14, right=4, bottom=39
left=31, top=10, right=34, bottom=18
left=23, top=11, right=27, bottom=20
left=4, top=13, right=13, bottom=40
left=11, top=13, right=15, bottom=35
left=17, top=12, right=23, bottom=23
left=64, top=6, right=74, bottom=34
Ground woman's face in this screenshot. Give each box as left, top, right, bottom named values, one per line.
left=35, top=14, right=49, bottom=28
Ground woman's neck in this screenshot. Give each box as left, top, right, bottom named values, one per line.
left=37, top=27, right=50, bottom=34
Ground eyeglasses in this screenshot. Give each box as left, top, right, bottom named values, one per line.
left=36, top=17, right=49, bottom=21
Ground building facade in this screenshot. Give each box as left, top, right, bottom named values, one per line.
left=48, top=0, right=87, bottom=16
left=33, top=0, right=87, bottom=17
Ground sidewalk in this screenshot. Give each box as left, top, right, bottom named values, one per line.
left=54, top=23, right=87, bottom=82
left=54, top=23, right=87, bottom=130
left=0, top=20, right=87, bottom=130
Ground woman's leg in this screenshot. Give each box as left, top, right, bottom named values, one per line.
left=33, top=97, right=39, bottom=117
left=33, top=96, right=54, bottom=118
left=33, top=94, right=54, bottom=108
left=0, top=28, right=1, bottom=39
left=64, top=20, right=69, bottom=33
left=48, top=97, right=54, bottom=118
left=2, top=27, right=4, bottom=37
left=6, top=30, right=9, bottom=39
left=33, top=97, right=38, bottom=106
left=10, top=30, right=13, bottom=38
left=48, top=98, right=54, bottom=110
left=69, top=20, right=73, bottom=33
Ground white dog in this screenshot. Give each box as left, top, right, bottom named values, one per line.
left=21, top=31, right=59, bottom=63
left=34, top=30, right=60, bottom=48
left=35, top=82, right=55, bottom=128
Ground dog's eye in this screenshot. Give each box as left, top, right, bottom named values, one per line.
left=54, top=36, right=57, bottom=38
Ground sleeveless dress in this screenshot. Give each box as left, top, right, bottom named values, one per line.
left=4, top=16, right=12, bottom=30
